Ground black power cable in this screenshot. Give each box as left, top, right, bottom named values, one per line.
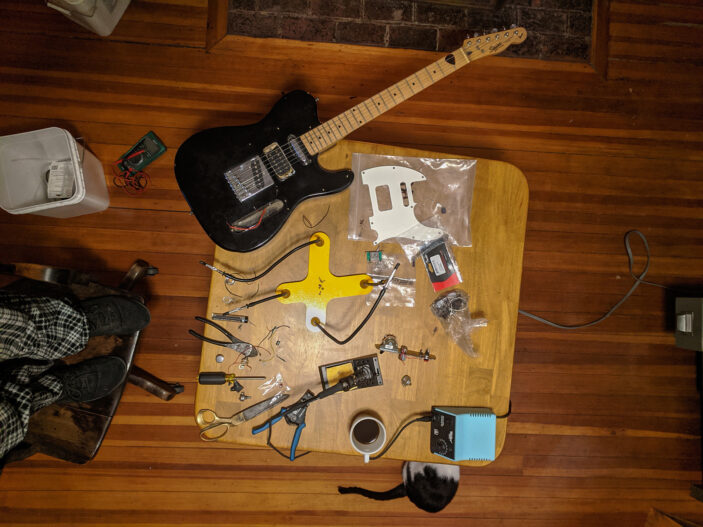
left=200, top=237, right=321, bottom=284
left=313, top=263, right=400, bottom=345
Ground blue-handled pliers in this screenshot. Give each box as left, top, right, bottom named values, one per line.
left=252, top=390, right=314, bottom=461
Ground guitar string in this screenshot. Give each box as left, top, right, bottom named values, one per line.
left=223, top=39, right=512, bottom=198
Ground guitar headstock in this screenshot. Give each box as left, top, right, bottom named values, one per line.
left=462, top=27, right=527, bottom=60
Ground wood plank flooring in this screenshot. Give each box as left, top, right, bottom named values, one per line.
left=0, top=0, right=702, bottom=525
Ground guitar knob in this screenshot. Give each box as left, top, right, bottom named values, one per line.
left=436, top=439, right=449, bottom=456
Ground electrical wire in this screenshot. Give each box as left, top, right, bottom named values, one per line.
left=220, top=291, right=287, bottom=315
left=302, top=204, right=330, bottom=229
left=369, top=414, right=432, bottom=461
left=519, top=230, right=671, bottom=330
left=313, top=263, right=400, bottom=345
left=200, top=237, right=321, bottom=284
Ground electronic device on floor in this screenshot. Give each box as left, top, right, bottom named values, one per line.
left=117, top=131, right=166, bottom=173
left=430, top=406, right=496, bottom=461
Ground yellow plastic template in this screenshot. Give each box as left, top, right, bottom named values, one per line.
left=277, top=232, right=372, bottom=331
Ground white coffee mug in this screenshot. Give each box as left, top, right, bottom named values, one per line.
left=349, top=414, right=386, bottom=463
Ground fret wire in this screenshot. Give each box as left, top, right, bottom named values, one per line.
left=304, top=45, right=471, bottom=153
left=343, top=111, right=356, bottom=131
left=414, top=73, right=424, bottom=89
left=336, top=116, right=349, bottom=135
left=365, top=99, right=379, bottom=117
left=325, top=121, right=340, bottom=141
left=352, top=105, right=366, bottom=125
left=404, top=78, right=415, bottom=95
left=321, top=122, right=334, bottom=142
left=356, top=102, right=371, bottom=122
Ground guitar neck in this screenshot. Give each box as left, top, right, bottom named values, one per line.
left=300, top=47, right=471, bottom=155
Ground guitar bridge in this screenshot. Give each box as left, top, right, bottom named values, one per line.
left=224, top=156, right=274, bottom=202
left=263, top=142, right=294, bottom=181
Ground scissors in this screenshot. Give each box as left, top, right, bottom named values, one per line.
left=196, top=393, right=289, bottom=441
left=189, top=316, right=257, bottom=357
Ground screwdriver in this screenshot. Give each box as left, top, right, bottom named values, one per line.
left=198, top=372, right=266, bottom=385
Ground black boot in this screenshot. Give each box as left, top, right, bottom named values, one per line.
left=80, top=295, right=150, bottom=336
left=53, top=356, right=128, bottom=402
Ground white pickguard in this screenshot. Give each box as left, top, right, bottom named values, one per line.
left=361, top=166, right=443, bottom=245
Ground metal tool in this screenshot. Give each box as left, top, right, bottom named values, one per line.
left=196, top=393, right=289, bottom=441
left=188, top=316, right=257, bottom=357
left=198, top=371, right=266, bottom=392
left=211, top=314, right=249, bottom=323
left=252, top=390, right=314, bottom=461
left=376, top=334, right=436, bottom=362
left=239, top=392, right=251, bottom=402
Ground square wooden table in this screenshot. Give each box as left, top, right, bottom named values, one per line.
left=194, top=140, right=528, bottom=465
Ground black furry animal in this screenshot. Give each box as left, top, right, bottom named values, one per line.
left=338, top=462, right=460, bottom=513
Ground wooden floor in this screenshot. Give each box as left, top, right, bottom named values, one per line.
left=1, top=0, right=702, bottom=525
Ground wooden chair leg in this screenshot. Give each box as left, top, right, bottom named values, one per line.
left=128, top=365, right=184, bottom=401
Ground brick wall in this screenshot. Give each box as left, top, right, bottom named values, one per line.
left=228, top=0, right=592, bottom=61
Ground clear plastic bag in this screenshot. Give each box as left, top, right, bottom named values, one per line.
left=348, top=154, right=475, bottom=263
left=257, top=373, right=290, bottom=397
left=430, top=290, right=486, bottom=358
left=365, top=249, right=416, bottom=308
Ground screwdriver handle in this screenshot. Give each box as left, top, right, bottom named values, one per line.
left=199, top=372, right=227, bottom=385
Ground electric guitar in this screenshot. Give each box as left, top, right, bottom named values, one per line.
left=174, top=28, right=527, bottom=252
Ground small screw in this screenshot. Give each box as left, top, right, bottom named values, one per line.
left=401, top=375, right=412, bottom=387
left=239, top=392, right=251, bottom=401
left=215, top=354, right=225, bottom=363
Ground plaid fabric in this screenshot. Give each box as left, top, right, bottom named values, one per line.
left=0, top=292, right=89, bottom=459
left=0, top=291, right=89, bottom=361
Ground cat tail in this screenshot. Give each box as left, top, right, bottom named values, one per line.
left=338, top=483, right=407, bottom=501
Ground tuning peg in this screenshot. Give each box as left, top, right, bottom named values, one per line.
left=473, top=32, right=479, bottom=37
left=510, top=24, right=517, bottom=29
left=492, top=28, right=498, bottom=33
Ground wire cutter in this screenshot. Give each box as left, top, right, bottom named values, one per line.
left=251, top=390, right=314, bottom=461
left=189, top=316, right=257, bottom=357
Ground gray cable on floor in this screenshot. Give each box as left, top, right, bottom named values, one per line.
left=518, top=230, right=669, bottom=330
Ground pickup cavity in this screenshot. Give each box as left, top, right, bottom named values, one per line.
left=228, top=199, right=284, bottom=231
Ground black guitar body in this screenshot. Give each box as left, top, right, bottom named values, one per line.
left=174, top=90, right=353, bottom=252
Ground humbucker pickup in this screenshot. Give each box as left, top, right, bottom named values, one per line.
left=263, top=142, right=294, bottom=180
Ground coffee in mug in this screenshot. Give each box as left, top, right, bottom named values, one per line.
left=349, top=414, right=386, bottom=463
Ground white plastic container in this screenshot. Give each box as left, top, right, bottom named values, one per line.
left=47, top=0, right=132, bottom=37
left=0, top=127, right=109, bottom=218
